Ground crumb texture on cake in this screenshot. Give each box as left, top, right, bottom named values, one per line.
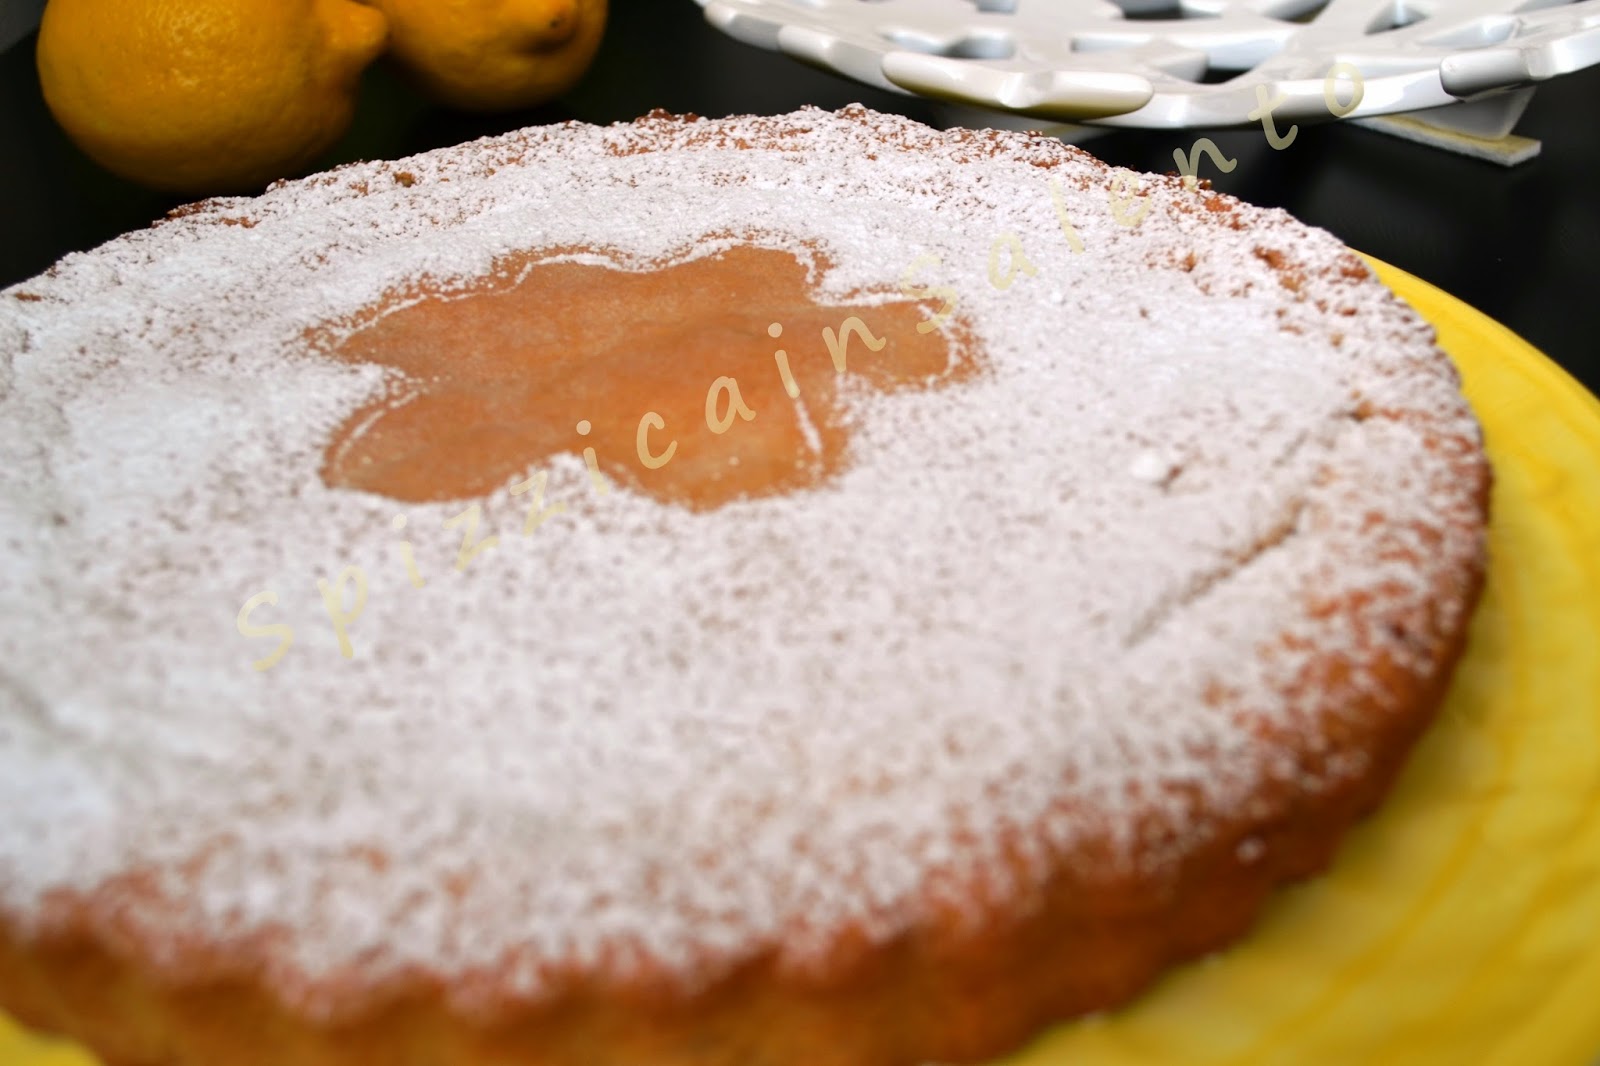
left=0, top=105, right=1486, bottom=1041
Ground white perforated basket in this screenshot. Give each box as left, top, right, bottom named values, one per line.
left=694, top=0, right=1600, bottom=128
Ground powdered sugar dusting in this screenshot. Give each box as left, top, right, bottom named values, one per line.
left=0, top=107, right=1485, bottom=1015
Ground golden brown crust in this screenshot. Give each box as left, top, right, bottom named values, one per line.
left=0, top=482, right=1489, bottom=1066
left=314, top=243, right=976, bottom=511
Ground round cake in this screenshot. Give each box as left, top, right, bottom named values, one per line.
left=0, top=105, right=1488, bottom=1066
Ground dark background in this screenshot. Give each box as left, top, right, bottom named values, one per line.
left=2, top=0, right=1597, bottom=390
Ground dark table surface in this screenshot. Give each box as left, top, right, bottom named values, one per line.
left=3, top=0, right=1597, bottom=392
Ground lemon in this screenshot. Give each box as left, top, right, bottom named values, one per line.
left=36, top=0, right=387, bottom=193
left=371, top=0, right=607, bottom=111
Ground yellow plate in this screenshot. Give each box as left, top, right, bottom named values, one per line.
left=4, top=257, right=1599, bottom=1066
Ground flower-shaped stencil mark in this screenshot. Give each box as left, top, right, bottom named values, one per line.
left=321, top=244, right=977, bottom=510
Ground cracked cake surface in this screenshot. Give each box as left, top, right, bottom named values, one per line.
left=0, top=105, right=1487, bottom=1065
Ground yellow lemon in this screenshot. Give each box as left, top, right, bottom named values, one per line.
left=36, top=0, right=388, bottom=193
left=372, top=0, right=608, bottom=111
